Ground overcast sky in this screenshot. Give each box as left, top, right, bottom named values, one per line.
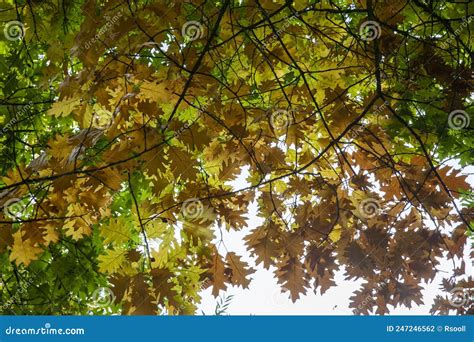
left=198, top=164, right=473, bottom=315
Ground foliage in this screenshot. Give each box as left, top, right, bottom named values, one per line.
left=214, top=294, right=234, bottom=315
left=0, top=0, right=472, bottom=315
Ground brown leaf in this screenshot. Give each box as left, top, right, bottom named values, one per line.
left=225, top=252, right=255, bottom=288
left=275, top=256, right=309, bottom=302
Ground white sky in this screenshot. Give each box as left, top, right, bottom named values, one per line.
left=198, top=163, right=473, bottom=315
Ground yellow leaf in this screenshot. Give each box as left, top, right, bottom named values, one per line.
left=145, top=219, right=168, bottom=239
left=150, top=230, right=175, bottom=268
left=48, top=97, right=81, bottom=118
left=9, top=230, right=42, bottom=266
left=100, top=217, right=132, bottom=244
left=138, top=80, right=177, bottom=105
left=98, top=248, right=127, bottom=273
left=63, top=219, right=91, bottom=240
left=63, top=203, right=93, bottom=240
left=41, top=223, right=59, bottom=244
left=328, top=225, right=342, bottom=243
left=319, top=168, right=339, bottom=180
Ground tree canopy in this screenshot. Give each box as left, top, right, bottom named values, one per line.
left=0, top=0, right=472, bottom=315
